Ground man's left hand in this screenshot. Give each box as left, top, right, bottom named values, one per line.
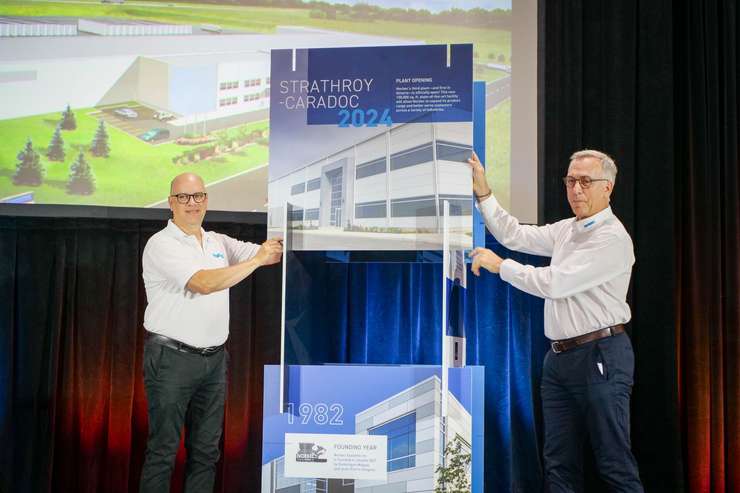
left=469, top=248, right=504, bottom=275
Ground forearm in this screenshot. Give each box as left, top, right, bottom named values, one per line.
left=187, top=257, right=263, bottom=294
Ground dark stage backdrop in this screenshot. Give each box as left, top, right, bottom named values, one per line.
left=0, top=217, right=282, bottom=493
left=543, top=1, right=738, bottom=492
left=674, top=1, right=739, bottom=492
left=0, top=216, right=551, bottom=493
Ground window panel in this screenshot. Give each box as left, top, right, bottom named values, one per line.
left=369, top=413, right=416, bottom=472
left=356, top=157, right=386, bottom=179
left=390, top=144, right=433, bottom=171
left=391, top=197, right=437, bottom=217
left=355, top=201, right=386, bottom=219
left=436, top=141, right=472, bottom=163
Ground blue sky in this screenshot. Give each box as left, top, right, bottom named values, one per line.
left=310, top=0, right=511, bottom=13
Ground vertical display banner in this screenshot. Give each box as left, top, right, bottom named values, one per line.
left=267, top=44, right=474, bottom=251
left=266, top=43, right=481, bottom=493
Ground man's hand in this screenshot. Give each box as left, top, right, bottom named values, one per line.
left=255, top=238, right=283, bottom=266
left=469, top=247, right=504, bottom=276
left=467, top=152, right=492, bottom=199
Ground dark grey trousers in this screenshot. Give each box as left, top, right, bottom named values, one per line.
left=139, top=339, right=227, bottom=493
left=541, top=332, right=644, bottom=493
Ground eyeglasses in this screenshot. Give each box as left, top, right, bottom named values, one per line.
left=170, top=192, right=207, bottom=204
left=562, top=176, right=610, bottom=189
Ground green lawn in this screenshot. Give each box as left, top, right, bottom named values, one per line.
left=487, top=99, right=511, bottom=210
left=0, top=108, right=268, bottom=206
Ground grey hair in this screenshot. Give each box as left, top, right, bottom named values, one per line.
left=569, top=149, right=618, bottom=184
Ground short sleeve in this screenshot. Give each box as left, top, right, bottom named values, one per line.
left=214, top=233, right=260, bottom=264
left=142, top=236, right=200, bottom=291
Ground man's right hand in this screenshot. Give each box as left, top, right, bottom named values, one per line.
left=468, top=152, right=492, bottom=199
left=256, top=238, right=283, bottom=266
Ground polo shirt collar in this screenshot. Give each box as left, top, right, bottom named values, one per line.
left=166, top=219, right=207, bottom=242
left=573, top=206, right=613, bottom=234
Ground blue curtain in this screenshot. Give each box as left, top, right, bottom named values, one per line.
left=284, top=236, right=550, bottom=493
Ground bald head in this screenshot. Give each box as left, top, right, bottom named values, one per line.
left=168, top=173, right=208, bottom=232
left=170, top=173, right=205, bottom=195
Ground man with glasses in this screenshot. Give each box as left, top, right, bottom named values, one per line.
left=468, top=151, right=643, bottom=492
left=140, top=172, right=282, bottom=493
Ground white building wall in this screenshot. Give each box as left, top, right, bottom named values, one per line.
left=355, top=174, right=386, bottom=204
left=436, top=121, right=474, bottom=201
left=137, top=57, right=170, bottom=111
left=204, top=57, right=271, bottom=120
left=0, top=57, right=138, bottom=119
left=354, top=135, right=388, bottom=202
left=78, top=19, right=192, bottom=36
left=261, top=462, right=273, bottom=493
left=0, top=23, right=77, bottom=37
left=435, top=121, right=471, bottom=146
left=389, top=164, right=435, bottom=201
left=437, top=162, right=470, bottom=197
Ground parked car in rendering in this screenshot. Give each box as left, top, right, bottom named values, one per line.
left=153, top=111, right=175, bottom=121
left=138, top=128, right=170, bottom=142
left=201, top=24, right=223, bottom=33
left=114, top=108, right=138, bottom=118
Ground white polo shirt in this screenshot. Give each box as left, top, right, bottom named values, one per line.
left=479, top=196, right=635, bottom=340
left=142, top=220, right=260, bottom=348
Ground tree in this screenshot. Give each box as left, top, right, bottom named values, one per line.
left=90, top=120, right=110, bottom=157
left=67, top=151, right=95, bottom=195
left=13, top=139, right=44, bottom=186
left=60, top=104, right=77, bottom=130
left=435, top=436, right=472, bottom=493
left=47, top=125, right=66, bottom=161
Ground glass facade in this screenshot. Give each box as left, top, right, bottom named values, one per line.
left=369, top=412, right=416, bottom=472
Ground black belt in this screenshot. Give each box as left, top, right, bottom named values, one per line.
left=147, top=333, right=225, bottom=356
left=550, top=324, right=625, bottom=354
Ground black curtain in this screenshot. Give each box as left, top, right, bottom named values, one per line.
left=0, top=216, right=282, bottom=493
left=543, top=0, right=738, bottom=492
left=674, top=1, right=739, bottom=492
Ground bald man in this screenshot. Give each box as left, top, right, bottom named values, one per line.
left=140, top=173, right=282, bottom=493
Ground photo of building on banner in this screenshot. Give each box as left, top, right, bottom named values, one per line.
left=261, top=365, right=484, bottom=493
left=267, top=44, right=474, bottom=251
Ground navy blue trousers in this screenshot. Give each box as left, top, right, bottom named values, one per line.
left=541, top=332, right=644, bottom=493
left=139, top=340, right=228, bottom=493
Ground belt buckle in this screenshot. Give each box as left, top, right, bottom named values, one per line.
left=551, top=341, right=564, bottom=354
left=200, top=345, right=219, bottom=356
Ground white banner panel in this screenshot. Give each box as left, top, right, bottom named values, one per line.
left=284, top=433, right=387, bottom=481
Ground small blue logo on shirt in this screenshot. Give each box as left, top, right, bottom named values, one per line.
left=212, top=252, right=225, bottom=259
left=584, top=220, right=595, bottom=228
